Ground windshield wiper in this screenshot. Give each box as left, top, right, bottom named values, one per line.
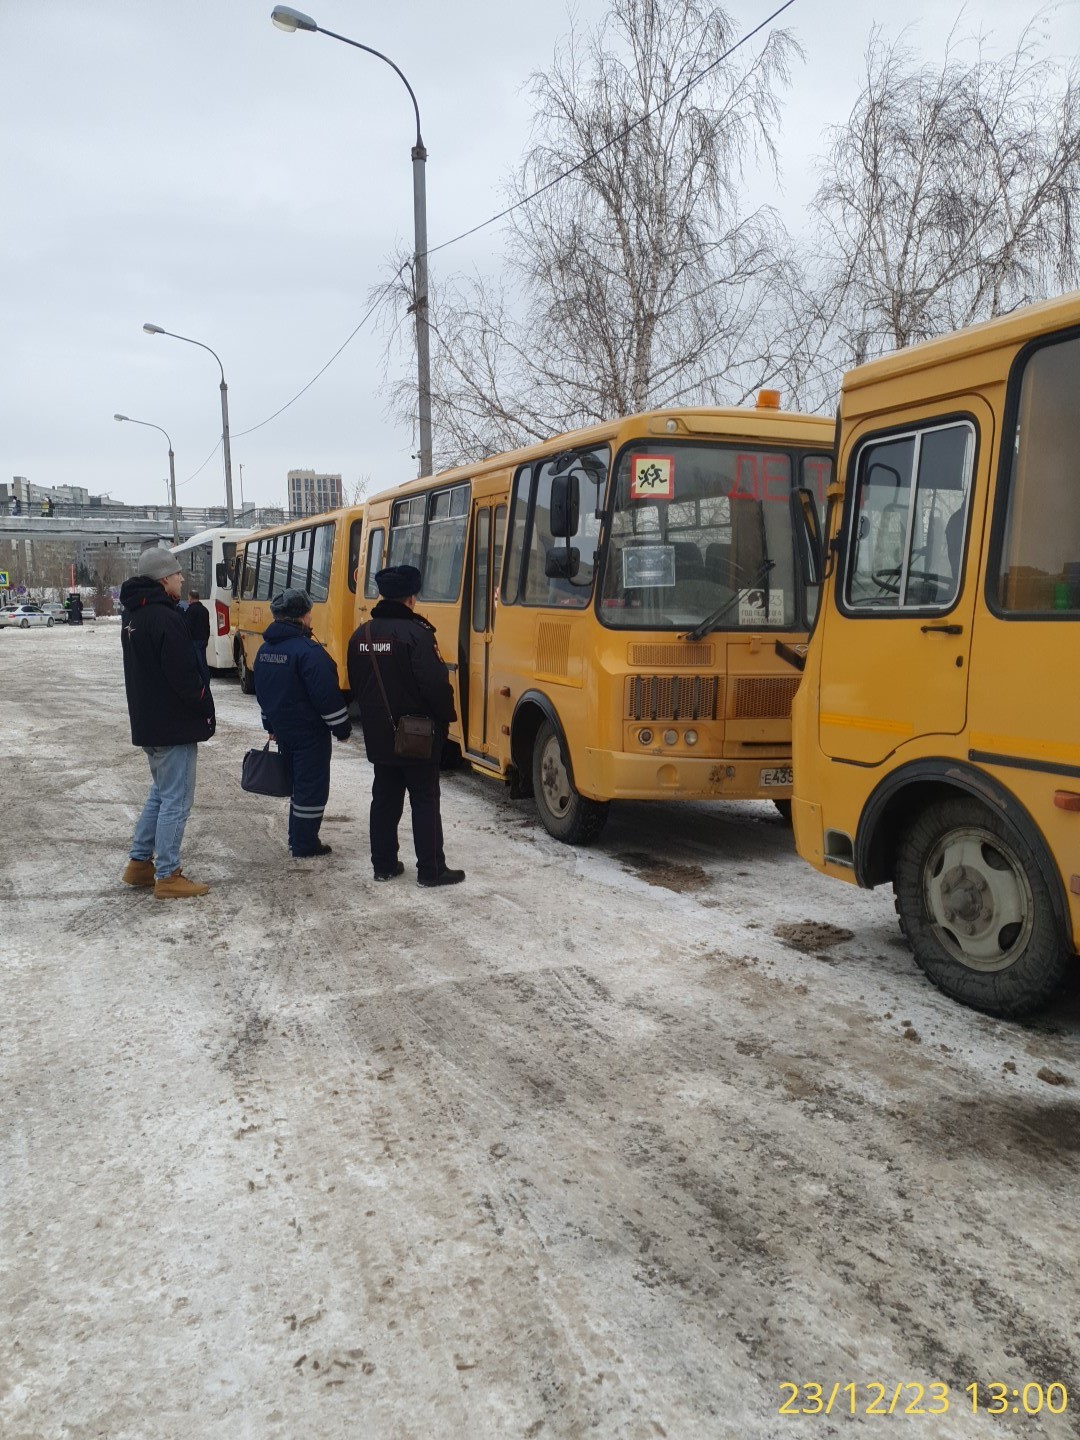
left=682, top=559, right=776, bottom=643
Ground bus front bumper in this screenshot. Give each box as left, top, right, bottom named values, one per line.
left=579, top=748, right=792, bottom=802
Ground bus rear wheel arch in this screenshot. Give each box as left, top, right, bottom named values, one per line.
left=893, top=795, right=1072, bottom=1017
left=514, top=705, right=609, bottom=845
left=235, top=639, right=255, bottom=695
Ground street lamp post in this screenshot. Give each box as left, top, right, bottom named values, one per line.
left=114, top=413, right=180, bottom=543
left=271, top=6, right=433, bottom=478
left=142, top=324, right=236, bottom=522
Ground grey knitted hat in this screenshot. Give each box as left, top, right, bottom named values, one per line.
left=270, top=588, right=313, bottom=619
left=138, top=547, right=182, bottom=581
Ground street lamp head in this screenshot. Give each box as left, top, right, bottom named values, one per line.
left=142, top=323, right=164, bottom=335
left=114, top=414, right=128, bottom=422
left=271, top=6, right=317, bottom=32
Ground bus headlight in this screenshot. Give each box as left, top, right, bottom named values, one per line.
left=638, top=728, right=653, bottom=745
left=663, top=729, right=678, bottom=746
left=684, top=729, right=699, bottom=746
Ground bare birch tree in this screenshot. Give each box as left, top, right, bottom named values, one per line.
left=812, top=21, right=1080, bottom=371
left=381, top=0, right=801, bottom=466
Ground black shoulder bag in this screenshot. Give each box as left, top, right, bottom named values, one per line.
left=365, top=623, right=437, bottom=761
left=241, top=740, right=293, bottom=797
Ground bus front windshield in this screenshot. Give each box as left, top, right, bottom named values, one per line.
left=599, top=442, right=810, bottom=632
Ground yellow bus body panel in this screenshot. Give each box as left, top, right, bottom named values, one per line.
left=793, top=291, right=1080, bottom=950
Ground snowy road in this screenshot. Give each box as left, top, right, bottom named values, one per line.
left=2, top=625, right=1079, bottom=1440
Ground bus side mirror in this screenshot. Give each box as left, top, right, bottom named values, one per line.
left=545, top=547, right=581, bottom=579
left=549, top=474, right=580, bottom=538
left=793, top=487, right=824, bottom=587
left=216, top=562, right=228, bottom=589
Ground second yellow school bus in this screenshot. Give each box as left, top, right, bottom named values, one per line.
left=792, top=292, right=1080, bottom=1016
left=231, top=507, right=365, bottom=691
left=355, top=399, right=834, bottom=842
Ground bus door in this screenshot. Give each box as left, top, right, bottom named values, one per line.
left=968, top=333, right=1080, bottom=869
left=819, top=401, right=994, bottom=765
left=466, top=501, right=506, bottom=756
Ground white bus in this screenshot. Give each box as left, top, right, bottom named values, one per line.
left=172, top=527, right=249, bottom=670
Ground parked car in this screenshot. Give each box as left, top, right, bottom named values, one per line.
left=41, top=603, right=69, bottom=624
left=0, top=604, right=55, bottom=628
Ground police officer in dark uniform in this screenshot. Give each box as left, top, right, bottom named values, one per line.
left=347, top=565, right=463, bottom=887
left=254, top=588, right=352, bottom=857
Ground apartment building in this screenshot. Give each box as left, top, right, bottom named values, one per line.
left=288, top=469, right=343, bottom=517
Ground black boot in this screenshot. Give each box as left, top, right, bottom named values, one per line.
left=373, top=861, right=406, bottom=882
left=417, top=867, right=465, bottom=888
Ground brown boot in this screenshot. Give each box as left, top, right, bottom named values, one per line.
left=154, top=869, right=209, bottom=900
left=122, top=859, right=156, bottom=888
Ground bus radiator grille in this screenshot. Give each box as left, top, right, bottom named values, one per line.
left=732, top=676, right=800, bottom=719
left=536, top=621, right=572, bottom=678
left=627, top=642, right=715, bottom=667
left=624, top=675, right=721, bottom=722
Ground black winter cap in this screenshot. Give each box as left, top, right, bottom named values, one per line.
left=270, top=588, right=313, bottom=619
left=375, top=565, right=422, bottom=599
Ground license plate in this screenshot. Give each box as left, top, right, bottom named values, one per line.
left=759, top=766, right=793, bottom=788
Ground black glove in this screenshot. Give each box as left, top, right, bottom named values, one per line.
left=333, top=724, right=352, bottom=742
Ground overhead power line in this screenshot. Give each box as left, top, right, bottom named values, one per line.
left=426, top=0, right=798, bottom=258
left=232, top=267, right=406, bottom=440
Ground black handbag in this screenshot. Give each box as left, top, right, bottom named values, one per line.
left=365, top=623, right=437, bottom=761
left=392, top=713, right=437, bottom=760
left=241, top=741, right=293, bottom=797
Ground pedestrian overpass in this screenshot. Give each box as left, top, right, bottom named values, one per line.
left=0, top=506, right=284, bottom=545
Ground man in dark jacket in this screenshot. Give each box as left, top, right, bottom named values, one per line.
left=253, top=588, right=352, bottom=858
left=347, top=564, right=463, bottom=887
left=185, top=589, right=211, bottom=656
left=119, top=547, right=216, bottom=898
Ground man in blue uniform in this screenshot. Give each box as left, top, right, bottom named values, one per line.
left=347, top=564, right=463, bottom=887
left=253, top=588, right=352, bottom=858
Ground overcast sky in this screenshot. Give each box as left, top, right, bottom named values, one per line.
left=2, top=0, right=1076, bottom=512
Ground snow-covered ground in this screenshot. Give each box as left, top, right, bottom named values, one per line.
left=2, top=625, right=1078, bottom=1440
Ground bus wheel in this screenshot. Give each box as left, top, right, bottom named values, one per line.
left=531, top=718, right=609, bottom=845
left=894, top=796, right=1071, bottom=1017
left=236, top=644, right=255, bottom=695
left=440, top=739, right=464, bottom=771
left=773, top=799, right=792, bottom=825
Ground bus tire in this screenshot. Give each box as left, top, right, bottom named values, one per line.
left=440, top=739, right=464, bottom=771
left=531, top=718, right=609, bottom=845
left=893, top=795, right=1071, bottom=1017
left=236, top=642, right=256, bottom=695
left=773, top=799, right=792, bottom=825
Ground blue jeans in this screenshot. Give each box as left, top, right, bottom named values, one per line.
left=130, top=744, right=198, bottom=879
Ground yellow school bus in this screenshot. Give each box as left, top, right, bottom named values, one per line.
left=231, top=506, right=365, bottom=691
left=355, top=399, right=834, bottom=842
left=792, top=292, right=1080, bottom=1016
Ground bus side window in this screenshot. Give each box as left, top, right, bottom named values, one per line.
left=994, top=332, right=1080, bottom=613
left=503, top=466, right=532, bottom=605
left=293, top=528, right=312, bottom=592
left=348, top=519, right=364, bottom=594
left=364, top=528, right=385, bottom=598
left=521, top=451, right=606, bottom=607
left=309, top=523, right=335, bottom=603
left=277, top=532, right=294, bottom=591
left=241, top=546, right=256, bottom=599
left=845, top=422, right=973, bottom=612
left=388, top=497, right=424, bottom=571
left=422, top=484, right=469, bottom=600
left=254, top=539, right=272, bottom=600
